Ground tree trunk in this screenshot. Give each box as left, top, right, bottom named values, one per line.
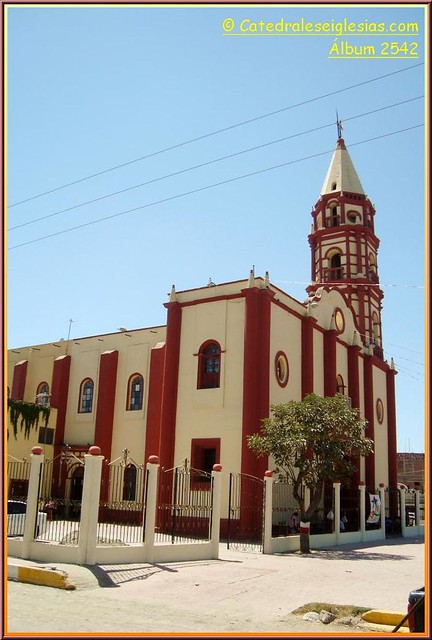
left=299, top=530, right=311, bottom=553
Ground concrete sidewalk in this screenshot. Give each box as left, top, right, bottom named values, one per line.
left=7, top=536, right=425, bottom=634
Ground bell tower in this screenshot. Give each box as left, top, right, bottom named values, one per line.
left=307, top=125, right=384, bottom=357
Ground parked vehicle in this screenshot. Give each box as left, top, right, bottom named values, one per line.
left=7, top=500, right=48, bottom=537
left=407, top=586, right=425, bottom=632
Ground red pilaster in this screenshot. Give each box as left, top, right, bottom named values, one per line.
left=240, top=287, right=273, bottom=478
left=50, top=355, right=72, bottom=495
left=301, top=316, right=315, bottom=397
left=94, top=350, right=119, bottom=462
left=144, top=343, right=166, bottom=463
left=11, top=360, right=28, bottom=400
left=347, top=345, right=361, bottom=485
left=323, top=329, right=337, bottom=397
left=363, top=353, right=375, bottom=489
left=347, top=345, right=361, bottom=409
left=386, top=367, right=398, bottom=515
left=159, top=300, right=182, bottom=471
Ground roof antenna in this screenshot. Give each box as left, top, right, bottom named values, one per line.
left=336, top=111, right=343, bottom=140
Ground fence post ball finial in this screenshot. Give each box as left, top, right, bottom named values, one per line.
left=264, top=470, right=273, bottom=477
left=212, top=464, right=222, bottom=472
left=148, top=455, right=160, bottom=464
left=31, top=446, right=43, bottom=455
left=88, top=446, right=101, bottom=456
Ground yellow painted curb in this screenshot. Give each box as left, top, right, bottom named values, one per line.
left=360, top=621, right=410, bottom=633
left=362, top=610, right=409, bottom=628
left=16, top=566, right=76, bottom=590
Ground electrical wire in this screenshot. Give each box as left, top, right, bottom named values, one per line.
left=8, top=124, right=423, bottom=250
left=9, top=95, right=423, bottom=232
left=8, top=63, right=424, bottom=209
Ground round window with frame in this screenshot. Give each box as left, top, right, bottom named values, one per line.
left=275, top=351, right=289, bottom=388
left=334, top=308, right=345, bottom=334
left=376, top=398, right=384, bottom=424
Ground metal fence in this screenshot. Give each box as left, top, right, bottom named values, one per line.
left=155, top=466, right=213, bottom=544
left=271, top=481, right=301, bottom=537
left=384, top=487, right=402, bottom=535
left=227, top=473, right=264, bottom=551
left=7, top=460, right=31, bottom=500
left=97, top=463, right=148, bottom=545
left=37, top=459, right=83, bottom=544
left=340, top=487, right=361, bottom=532
left=404, top=490, right=416, bottom=527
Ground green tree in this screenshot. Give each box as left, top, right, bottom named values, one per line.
left=247, top=393, right=374, bottom=553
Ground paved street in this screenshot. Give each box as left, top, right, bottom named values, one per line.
left=6, top=536, right=425, bottom=636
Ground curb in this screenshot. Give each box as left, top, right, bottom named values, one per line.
left=8, top=564, right=76, bottom=590
left=362, top=609, right=409, bottom=628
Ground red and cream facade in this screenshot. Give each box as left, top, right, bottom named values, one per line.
left=7, top=135, right=398, bottom=517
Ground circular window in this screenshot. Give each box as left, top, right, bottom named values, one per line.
left=275, top=351, right=289, bottom=388
left=376, top=398, right=384, bottom=424
left=334, top=309, right=345, bottom=334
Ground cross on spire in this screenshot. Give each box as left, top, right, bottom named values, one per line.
left=336, top=111, right=343, bottom=139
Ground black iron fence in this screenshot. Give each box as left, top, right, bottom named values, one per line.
left=227, top=473, right=264, bottom=550
left=271, top=481, right=301, bottom=537
left=97, top=463, right=147, bottom=545
left=155, top=465, right=213, bottom=544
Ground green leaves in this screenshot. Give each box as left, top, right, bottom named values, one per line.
left=7, top=399, right=50, bottom=439
left=247, top=393, right=373, bottom=506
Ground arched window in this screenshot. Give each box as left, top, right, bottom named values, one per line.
left=127, top=374, right=144, bottom=411
left=197, top=341, right=221, bottom=389
left=336, top=374, right=346, bottom=395
left=329, top=253, right=342, bottom=281
left=36, top=382, right=50, bottom=406
left=123, top=465, right=137, bottom=501
left=79, top=378, right=94, bottom=413
left=372, top=312, right=380, bottom=343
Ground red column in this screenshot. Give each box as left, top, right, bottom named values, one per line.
left=363, top=353, right=375, bottom=490
left=348, top=345, right=361, bottom=409
left=348, top=345, right=361, bottom=485
left=301, top=316, right=315, bottom=397
left=158, top=301, right=182, bottom=471
left=144, top=343, right=166, bottom=463
left=323, top=328, right=337, bottom=397
left=51, top=355, right=72, bottom=447
left=240, top=287, right=273, bottom=478
left=11, top=360, right=28, bottom=400
left=94, top=350, right=119, bottom=501
left=50, top=355, right=72, bottom=497
left=386, top=366, right=398, bottom=516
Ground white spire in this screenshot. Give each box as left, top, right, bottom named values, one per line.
left=320, top=138, right=365, bottom=196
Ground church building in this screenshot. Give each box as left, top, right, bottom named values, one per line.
left=7, top=131, right=398, bottom=524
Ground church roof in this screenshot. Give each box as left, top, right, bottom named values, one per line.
left=320, top=137, right=365, bottom=196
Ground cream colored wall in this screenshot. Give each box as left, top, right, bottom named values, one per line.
left=63, top=328, right=166, bottom=461
left=64, top=346, right=100, bottom=446
left=372, top=367, right=389, bottom=486
left=110, top=340, right=151, bottom=465
left=174, top=298, right=246, bottom=517
left=175, top=298, right=245, bottom=471
left=336, top=342, right=349, bottom=393
left=7, top=344, right=68, bottom=462
left=269, top=304, right=302, bottom=404
left=7, top=328, right=166, bottom=467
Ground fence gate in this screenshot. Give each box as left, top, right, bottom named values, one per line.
left=384, top=487, right=402, bottom=536
left=156, top=465, right=213, bottom=544
left=227, top=473, right=264, bottom=551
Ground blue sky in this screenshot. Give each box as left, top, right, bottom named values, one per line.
left=6, top=4, right=427, bottom=453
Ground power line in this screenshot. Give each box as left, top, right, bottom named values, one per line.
left=8, top=63, right=423, bottom=209
left=9, top=95, right=423, bottom=232
left=8, top=124, right=423, bottom=251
